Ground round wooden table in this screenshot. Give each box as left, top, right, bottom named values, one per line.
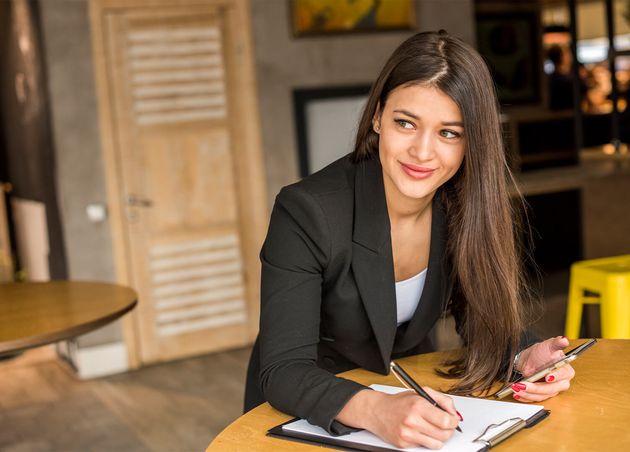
left=0, top=281, right=137, bottom=356
left=209, top=339, right=630, bottom=451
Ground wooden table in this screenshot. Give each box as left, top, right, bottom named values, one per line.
left=209, top=339, right=630, bottom=451
left=0, top=281, right=137, bottom=356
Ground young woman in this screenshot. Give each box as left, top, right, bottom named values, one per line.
left=245, top=30, right=575, bottom=449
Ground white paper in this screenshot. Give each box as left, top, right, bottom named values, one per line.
left=282, top=384, right=545, bottom=451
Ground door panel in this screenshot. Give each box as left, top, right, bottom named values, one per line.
left=94, top=1, right=265, bottom=364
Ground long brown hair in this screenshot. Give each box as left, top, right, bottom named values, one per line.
left=352, top=30, right=532, bottom=394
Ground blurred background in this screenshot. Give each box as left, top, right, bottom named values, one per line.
left=0, top=0, right=629, bottom=450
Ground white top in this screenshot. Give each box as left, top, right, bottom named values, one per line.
left=395, top=268, right=428, bottom=325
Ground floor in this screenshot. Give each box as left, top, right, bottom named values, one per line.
left=0, top=346, right=252, bottom=452
left=0, top=271, right=578, bottom=452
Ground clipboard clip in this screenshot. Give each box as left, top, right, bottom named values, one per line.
left=473, top=417, right=527, bottom=448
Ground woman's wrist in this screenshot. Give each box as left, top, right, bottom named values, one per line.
left=513, top=350, right=523, bottom=372
left=513, top=346, right=533, bottom=376
left=336, top=388, right=383, bottom=431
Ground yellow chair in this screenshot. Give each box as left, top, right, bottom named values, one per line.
left=565, top=255, right=630, bottom=339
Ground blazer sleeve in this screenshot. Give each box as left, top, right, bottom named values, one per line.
left=258, top=185, right=368, bottom=435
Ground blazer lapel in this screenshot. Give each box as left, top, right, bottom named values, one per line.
left=351, top=158, right=397, bottom=372
left=401, top=196, right=453, bottom=349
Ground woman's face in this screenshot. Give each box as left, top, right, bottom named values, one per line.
left=374, top=84, right=465, bottom=205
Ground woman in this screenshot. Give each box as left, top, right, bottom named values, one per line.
left=245, top=30, right=575, bottom=449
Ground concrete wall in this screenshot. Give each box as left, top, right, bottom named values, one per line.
left=251, top=0, right=476, bottom=205
left=38, top=0, right=119, bottom=346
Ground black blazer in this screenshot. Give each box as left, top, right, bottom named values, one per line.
left=245, top=155, right=455, bottom=435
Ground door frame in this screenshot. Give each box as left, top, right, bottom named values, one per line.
left=89, top=0, right=267, bottom=367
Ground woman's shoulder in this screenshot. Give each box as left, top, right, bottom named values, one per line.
left=279, top=154, right=356, bottom=201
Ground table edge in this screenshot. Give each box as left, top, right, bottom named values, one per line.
left=0, top=297, right=137, bottom=356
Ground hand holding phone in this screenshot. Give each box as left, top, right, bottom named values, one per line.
left=495, top=338, right=597, bottom=399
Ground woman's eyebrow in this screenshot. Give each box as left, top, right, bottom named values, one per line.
left=442, top=121, right=464, bottom=127
left=393, top=109, right=463, bottom=127
left=393, top=109, right=419, bottom=119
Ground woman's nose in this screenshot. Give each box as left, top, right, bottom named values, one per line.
left=408, top=132, right=436, bottom=161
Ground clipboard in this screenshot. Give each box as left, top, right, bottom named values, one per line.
left=268, top=419, right=394, bottom=452
left=470, top=409, right=550, bottom=450
left=267, top=384, right=550, bottom=452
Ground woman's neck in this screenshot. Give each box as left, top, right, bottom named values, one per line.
left=383, top=175, right=434, bottom=225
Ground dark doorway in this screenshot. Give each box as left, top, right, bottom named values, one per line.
left=0, top=0, right=67, bottom=279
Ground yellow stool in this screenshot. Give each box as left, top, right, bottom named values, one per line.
left=565, top=255, right=630, bottom=339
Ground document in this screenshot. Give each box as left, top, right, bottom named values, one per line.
left=272, top=384, right=548, bottom=451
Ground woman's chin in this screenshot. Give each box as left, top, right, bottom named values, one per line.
left=398, top=185, right=437, bottom=201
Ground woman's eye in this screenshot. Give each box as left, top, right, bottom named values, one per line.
left=395, top=119, right=414, bottom=129
left=440, top=129, right=461, bottom=139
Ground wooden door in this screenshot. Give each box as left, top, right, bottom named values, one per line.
left=90, top=0, right=267, bottom=364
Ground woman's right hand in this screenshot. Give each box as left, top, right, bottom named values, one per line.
left=338, top=388, right=460, bottom=449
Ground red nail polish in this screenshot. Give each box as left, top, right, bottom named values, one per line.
left=514, top=394, right=520, bottom=400
left=547, top=375, right=555, bottom=382
left=456, top=410, right=464, bottom=421
left=512, top=383, right=526, bottom=391
left=562, top=336, right=567, bottom=339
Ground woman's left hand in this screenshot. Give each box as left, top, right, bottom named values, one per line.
left=511, top=336, right=575, bottom=402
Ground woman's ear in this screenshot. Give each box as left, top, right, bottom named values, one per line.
left=372, top=103, right=382, bottom=134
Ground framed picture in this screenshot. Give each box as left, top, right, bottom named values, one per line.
left=476, top=12, right=542, bottom=105
left=293, top=85, right=371, bottom=177
left=290, top=0, right=415, bottom=37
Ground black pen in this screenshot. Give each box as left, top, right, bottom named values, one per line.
left=390, top=361, right=463, bottom=433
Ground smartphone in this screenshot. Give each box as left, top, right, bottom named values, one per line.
left=495, top=338, right=597, bottom=399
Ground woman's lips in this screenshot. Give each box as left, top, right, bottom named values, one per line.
left=400, top=162, right=435, bottom=179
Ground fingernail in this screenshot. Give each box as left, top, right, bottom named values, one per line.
left=456, top=410, right=464, bottom=421
left=547, top=375, right=555, bottom=382
left=513, top=394, right=520, bottom=400
left=561, top=336, right=567, bottom=339
left=512, top=383, right=526, bottom=392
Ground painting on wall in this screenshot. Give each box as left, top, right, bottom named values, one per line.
left=293, top=85, right=370, bottom=176
left=291, top=0, right=415, bottom=37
